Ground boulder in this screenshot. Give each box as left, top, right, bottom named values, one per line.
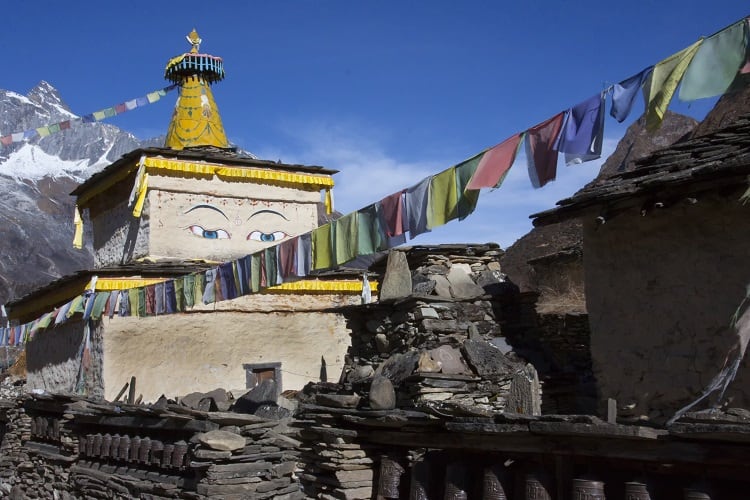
left=416, top=352, right=441, bottom=373
left=348, top=364, right=375, bottom=383
left=429, top=345, right=470, bottom=375
left=462, top=339, right=523, bottom=378
left=432, top=275, right=453, bottom=298
left=315, top=393, right=361, bottom=408
left=375, top=351, right=419, bottom=386
left=379, top=251, right=412, bottom=301
left=369, top=376, right=396, bottom=410
left=446, top=264, right=484, bottom=299
left=232, top=379, right=278, bottom=414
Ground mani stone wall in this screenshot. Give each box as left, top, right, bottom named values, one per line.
left=583, top=194, right=750, bottom=422
left=0, top=392, right=303, bottom=499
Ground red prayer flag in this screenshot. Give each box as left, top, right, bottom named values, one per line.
left=0, top=136, right=12, bottom=146
left=379, top=190, right=407, bottom=237
left=60, top=121, right=71, bottom=130
left=115, top=103, right=127, bottom=114
left=467, top=133, right=524, bottom=189
left=525, top=112, right=566, bottom=188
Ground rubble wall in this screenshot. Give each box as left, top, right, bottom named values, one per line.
left=583, top=195, right=750, bottom=421
left=26, top=320, right=104, bottom=399
left=103, top=310, right=352, bottom=402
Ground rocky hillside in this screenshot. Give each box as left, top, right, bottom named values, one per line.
left=0, top=82, right=162, bottom=305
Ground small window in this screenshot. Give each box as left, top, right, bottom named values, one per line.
left=243, top=362, right=282, bottom=396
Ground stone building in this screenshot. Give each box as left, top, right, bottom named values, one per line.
left=6, top=32, right=373, bottom=403
left=533, top=114, right=750, bottom=422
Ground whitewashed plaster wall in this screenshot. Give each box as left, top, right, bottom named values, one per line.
left=101, top=292, right=359, bottom=402
left=583, top=194, right=750, bottom=422
left=89, top=171, right=324, bottom=265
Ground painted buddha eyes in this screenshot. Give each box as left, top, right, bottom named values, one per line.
left=187, top=225, right=287, bottom=242
left=188, top=225, right=231, bottom=240
left=184, top=205, right=289, bottom=242
left=247, top=231, right=288, bottom=242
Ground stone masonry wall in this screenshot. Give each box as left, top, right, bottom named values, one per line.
left=583, top=194, right=750, bottom=422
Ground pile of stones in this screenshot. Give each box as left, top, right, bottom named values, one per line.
left=336, top=246, right=541, bottom=414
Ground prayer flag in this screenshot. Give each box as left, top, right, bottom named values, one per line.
left=427, top=167, right=459, bottom=228
left=312, top=223, right=334, bottom=270
left=455, top=156, right=480, bottom=220
left=11, top=133, right=24, bottom=142
left=37, top=127, right=51, bottom=138
left=93, top=111, right=106, bottom=121
left=147, top=92, right=160, bottom=103
left=680, top=20, right=748, bottom=101
left=467, top=133, right=523, bottom=190
left=125, top=99, right=137, bottom=110
left=59, top=121, right=71, bottom=131
left=0, top=136, right=12, bottom=146
left=610, top=66, right=653, bottom=122
left=357, top=204, right=387, bottom=254
left=405, top=177, right=431, bottom=239
left=559, top=93, right=605, bottom=165
left=81, top=114, right=95, bottom=123
left=644, top=39, right=702, bottom=131
left=115, top=103, right=127, bottom=114
left=378, top=190, right=407, bottom=237
left=525, top=112, right=566, bottom=188
left=334, top=212, right=358, bottom=266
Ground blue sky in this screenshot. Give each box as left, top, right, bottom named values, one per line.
left=2, top=2, right=746, bottom=248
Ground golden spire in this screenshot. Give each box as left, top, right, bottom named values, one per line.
left=164, top=30, right=229, bottom=150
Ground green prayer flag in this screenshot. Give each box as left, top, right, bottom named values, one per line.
left=680, top=20, right=748, bottom=101
left=251, top=253, right=261, bottom=292
left=455, top=156, right=481, bottom=220
left=357, top=205, right=387, bottom=255
left=334, top=212, right=358, bottom=265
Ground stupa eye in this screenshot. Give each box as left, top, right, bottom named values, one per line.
left=247, top=231, right=287, bottom=242
left=188, top=225, right=230, bottom=240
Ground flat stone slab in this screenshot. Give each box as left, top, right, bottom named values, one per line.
left=446, top=264, right=484, bottom=299
left=198, top=430, right=246, bottom=451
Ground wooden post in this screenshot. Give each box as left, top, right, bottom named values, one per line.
left=127, top=376, right=136, bottom=404
left=114, top=382, right=129, bottom=402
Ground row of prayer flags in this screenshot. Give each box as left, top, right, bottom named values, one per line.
left=4, top=16, right=750, bottom=345
left=469, top=17, right=749, bottom=189
left=0, top=85, right=177, bottom=148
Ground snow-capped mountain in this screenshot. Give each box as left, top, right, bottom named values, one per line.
left=0, top=81, right=162, bottom=305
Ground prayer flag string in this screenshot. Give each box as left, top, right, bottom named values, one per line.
left=4, top=15, right=750, bottom=344
left=0, top=84, right=178, bottom=148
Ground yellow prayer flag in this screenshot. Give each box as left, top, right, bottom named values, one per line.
left=644, top=39, right=703, bottom=131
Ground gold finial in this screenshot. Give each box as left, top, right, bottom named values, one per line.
left=186, top=28, right=202, bottom=53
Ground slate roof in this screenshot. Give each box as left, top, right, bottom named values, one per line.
left=532, top=115, right=750, bottom=226
left=71, top=146, right=338, bottom=197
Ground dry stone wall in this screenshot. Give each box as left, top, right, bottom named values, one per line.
left=0, top=391, right=304, bottom=499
